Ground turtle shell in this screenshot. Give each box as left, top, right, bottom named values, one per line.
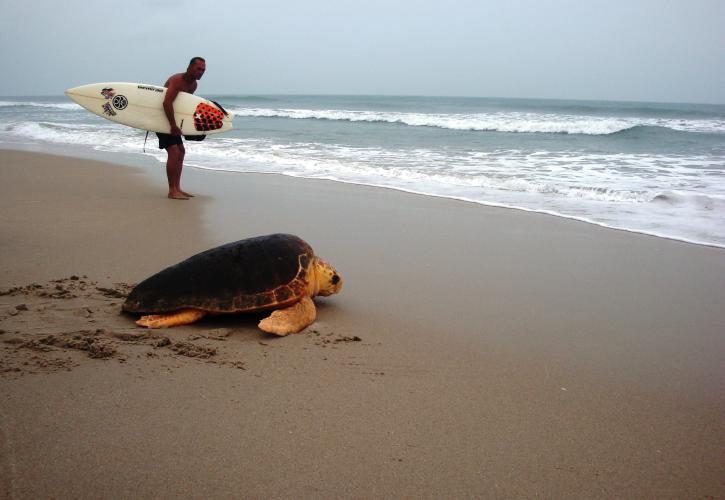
left=123, top=234, right=314, bottom=314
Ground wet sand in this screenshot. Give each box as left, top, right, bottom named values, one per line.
left=1, top=149, right=724, bottom=498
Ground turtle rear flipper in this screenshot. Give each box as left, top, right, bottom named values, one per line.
left=136, top=309, right=207, bottom=329
left=259, top=296, right=316, bottom=336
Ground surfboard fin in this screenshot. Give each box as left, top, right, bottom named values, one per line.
left=211, top=100, right=229, bottom=117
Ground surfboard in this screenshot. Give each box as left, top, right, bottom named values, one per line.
left=64, top=82, right=233, bottom=136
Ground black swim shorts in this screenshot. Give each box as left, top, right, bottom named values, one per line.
left=156, top=132, right=183, bottom=150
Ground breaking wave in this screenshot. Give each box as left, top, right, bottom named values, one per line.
left=2, top=94, right=724, bottom=248
left=228, top=107, right=725, bottom=135
left=0, top=100, right=81, bottom=110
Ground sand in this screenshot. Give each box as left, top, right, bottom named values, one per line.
left=1, top=149, right=724, bottom=498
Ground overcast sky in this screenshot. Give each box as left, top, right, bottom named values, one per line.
left=2, top=0, right=723, bottom=103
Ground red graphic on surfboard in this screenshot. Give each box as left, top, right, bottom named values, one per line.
left=193, top=103, right=225, bottom=132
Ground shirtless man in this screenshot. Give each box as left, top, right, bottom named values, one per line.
left=157, top=57, right=206, bottom=200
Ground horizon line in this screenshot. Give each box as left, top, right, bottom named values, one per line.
left=1, top=91, right=724, bottom=107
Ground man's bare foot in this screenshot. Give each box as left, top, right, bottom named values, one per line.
left=181, top=190, right=195, bottom=197
left=168, top=190, right=189, bottom=200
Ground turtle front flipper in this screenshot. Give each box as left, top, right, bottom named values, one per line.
left=136, top=308, right=207, bottom=329
left=258, top=296, right=316, bottom=336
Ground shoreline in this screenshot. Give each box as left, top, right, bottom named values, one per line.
left=1, top=148, right=724, bottom=497
left=5, top=141, right=724, bottom=250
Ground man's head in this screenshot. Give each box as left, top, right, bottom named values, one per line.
left=187, top=57, right=206, bottom=80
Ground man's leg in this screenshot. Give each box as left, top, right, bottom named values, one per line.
left=166, top=144, right=188, bottom=200
left=178, top=144, right=194, bottom=198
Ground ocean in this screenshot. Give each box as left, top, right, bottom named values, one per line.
left=1, top=94, right=724, bottom=248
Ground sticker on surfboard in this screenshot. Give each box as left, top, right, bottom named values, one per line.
left=102, top=102, right=116, bottom=116
left=112, top=95, right=128, bottom=110
left=193, top=102, right=225, bottom=132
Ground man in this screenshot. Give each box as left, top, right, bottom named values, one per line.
left=157, top=57, right=206, bottom=200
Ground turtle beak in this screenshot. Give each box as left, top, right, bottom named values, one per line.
left=316, top=260, right=342, bottom=296
left=318, top=274, right=342, bottom=296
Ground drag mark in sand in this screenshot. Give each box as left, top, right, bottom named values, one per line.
left=0, top=277, right=365, bottom=378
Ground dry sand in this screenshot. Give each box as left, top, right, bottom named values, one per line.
left=1, top=149, right=724, bottom=498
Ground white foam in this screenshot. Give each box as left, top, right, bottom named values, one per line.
left=6, top=121, right=143, bottom=151
left=228, top=107, right=725, bottom=135
left=6, top=121, right=722, bottom=206
left=0, top=101, right=81, bottom=110
left=2, top=111, right=724, bottom=247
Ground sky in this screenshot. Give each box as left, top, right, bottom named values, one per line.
left=2, top=0, right=724, bottom=103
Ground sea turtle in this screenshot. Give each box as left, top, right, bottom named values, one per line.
left=122, top=234, right=342, bottom=335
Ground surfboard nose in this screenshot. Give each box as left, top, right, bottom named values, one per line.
left=64, top=86, right=83, bottom=101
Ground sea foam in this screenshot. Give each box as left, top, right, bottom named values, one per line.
left=228, top=107, right=725, bottom=135
left=0, top=101, right=81, bottom=110
left=2, top=94, right=724, bottom=248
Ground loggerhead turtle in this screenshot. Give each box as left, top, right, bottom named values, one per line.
left=122, top=234, right=342, bottom=335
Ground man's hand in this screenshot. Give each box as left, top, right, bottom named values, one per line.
left=170, top=124, right=182, bottom=136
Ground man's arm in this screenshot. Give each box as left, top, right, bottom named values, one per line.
left=163, top=80, right=182, bottom=136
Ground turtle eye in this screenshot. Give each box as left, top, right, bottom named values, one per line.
left=331, top=274, right=340, bottom=285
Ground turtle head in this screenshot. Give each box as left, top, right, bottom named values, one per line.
left=313, top=258, right=343, bottom=297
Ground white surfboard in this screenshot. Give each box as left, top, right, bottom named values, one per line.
left=64, top=82, right=233, bottom=136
